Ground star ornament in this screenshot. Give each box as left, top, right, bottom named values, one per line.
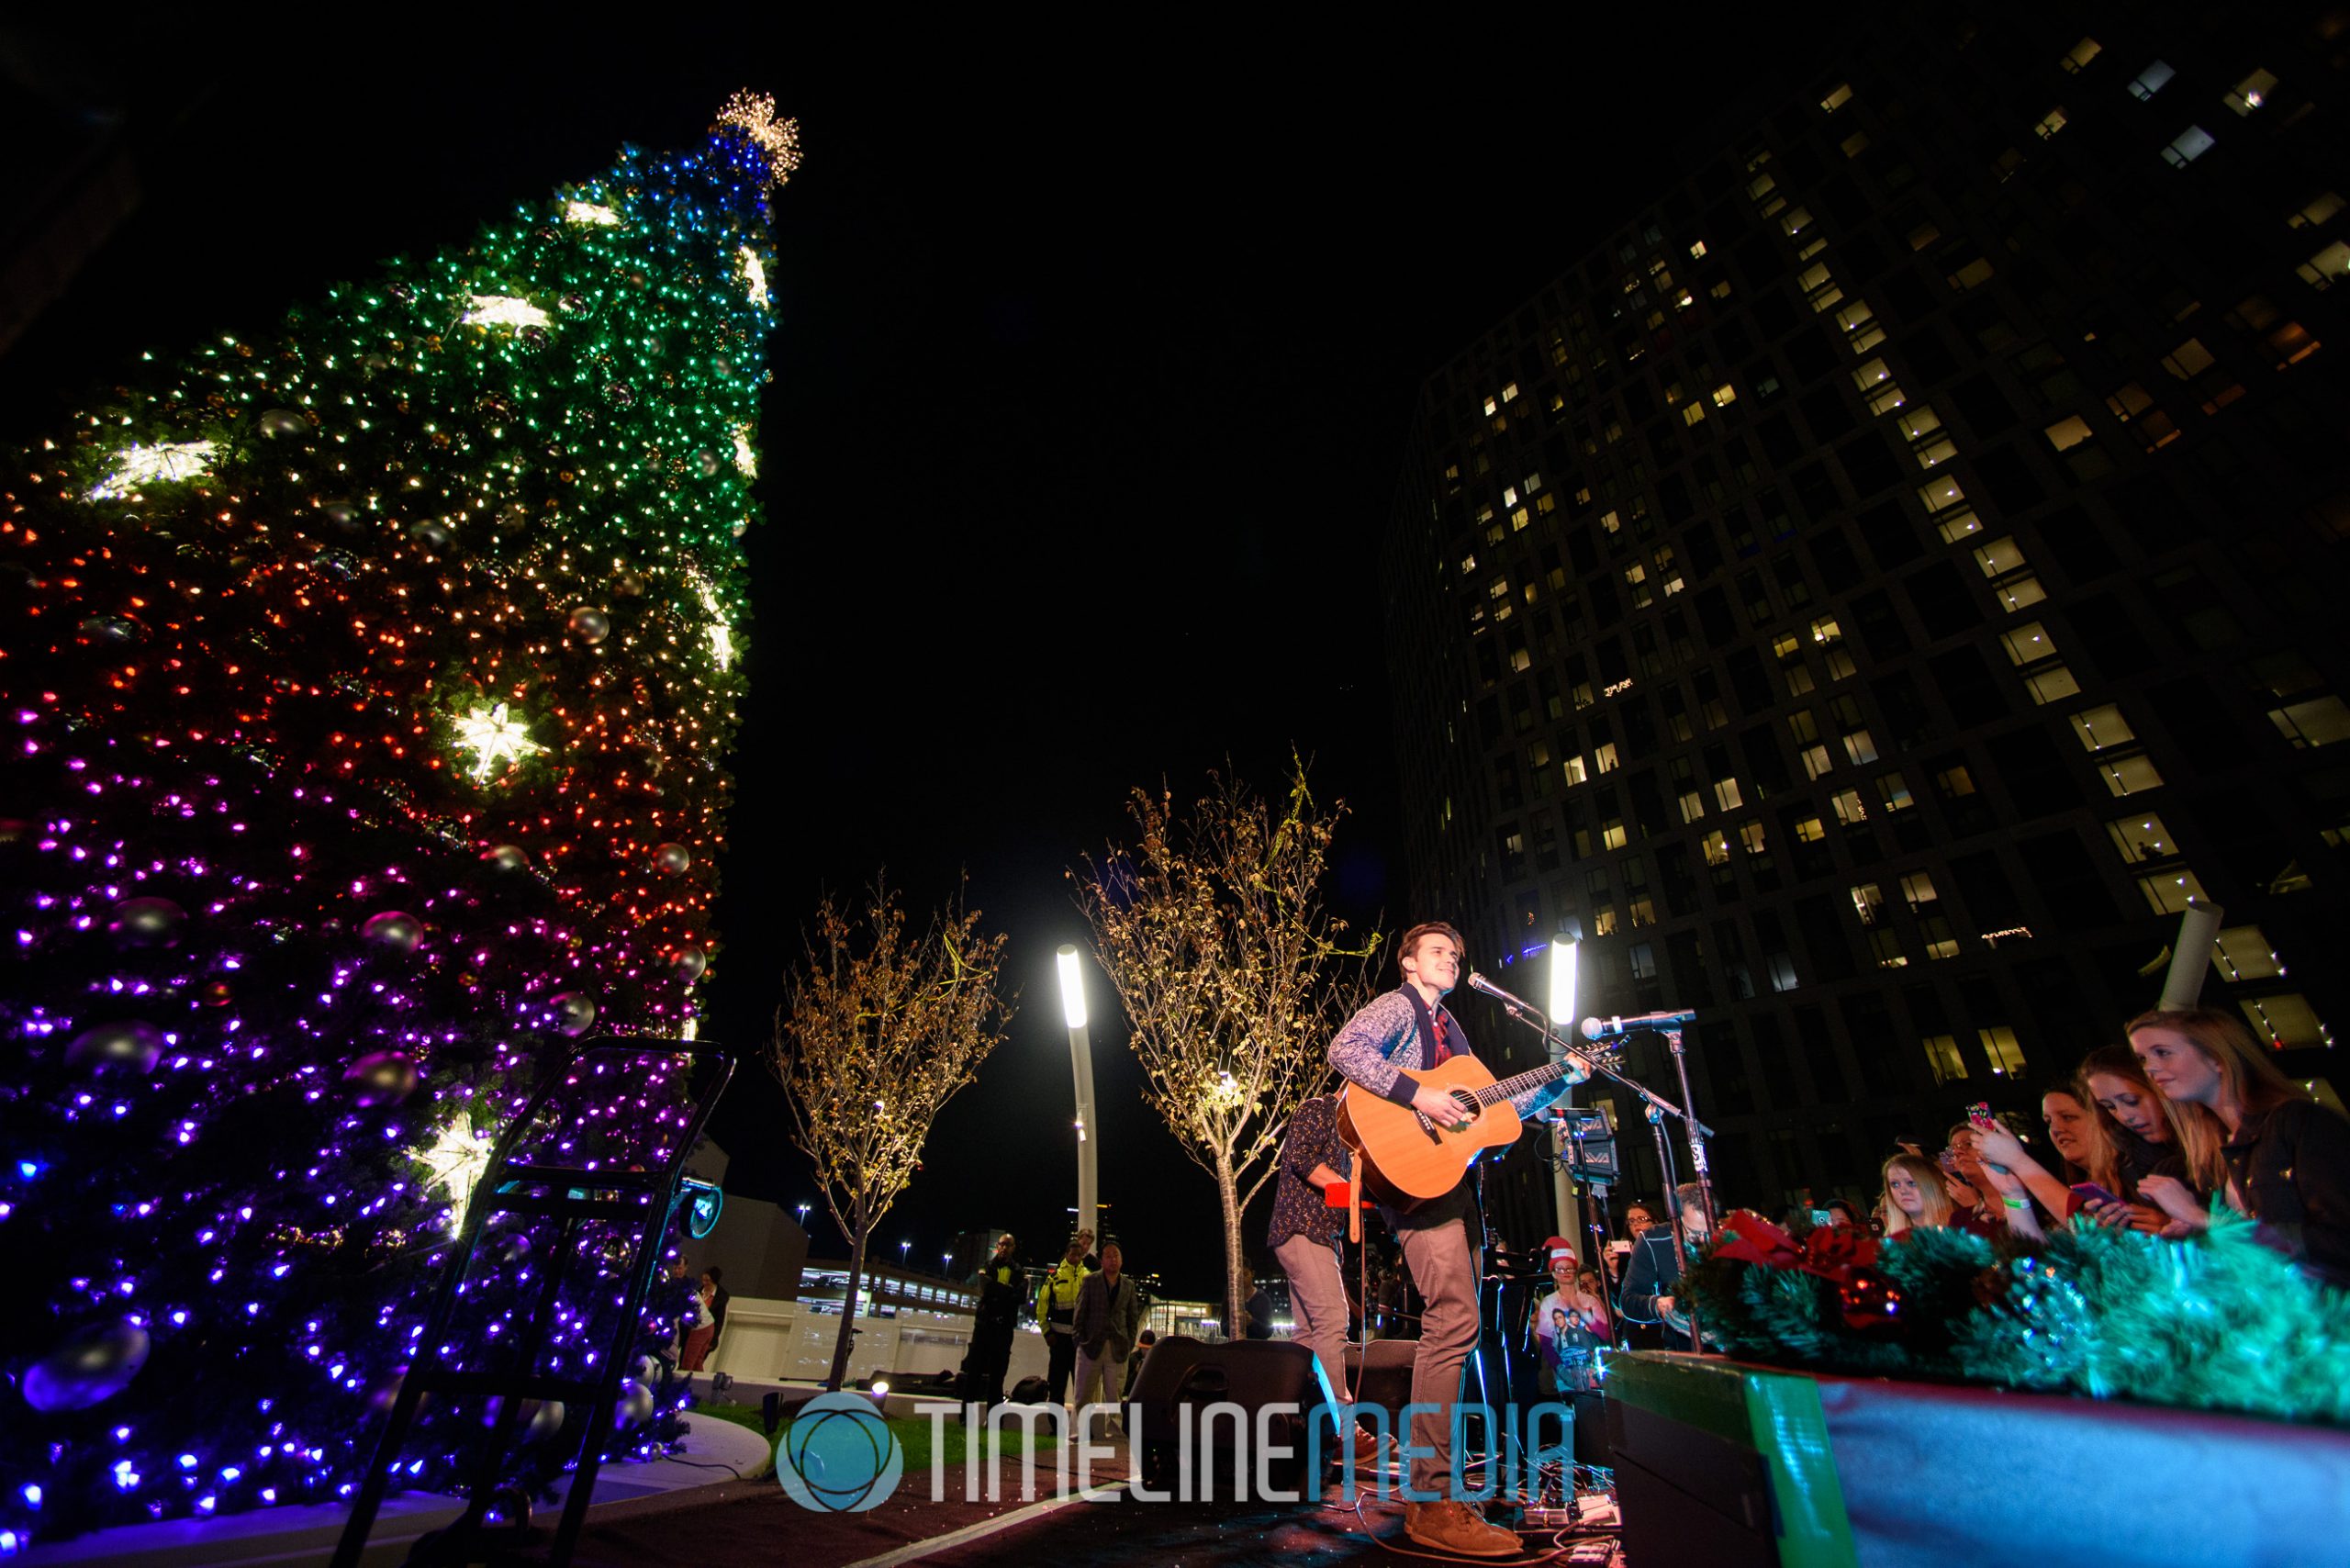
left=452, top=701, right=546, bottom=783
left=713, top=90, right=804, bottom=185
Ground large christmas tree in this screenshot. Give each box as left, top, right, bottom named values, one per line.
left=0, top=93, right=795, bottom=1547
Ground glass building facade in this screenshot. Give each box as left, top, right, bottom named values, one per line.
left=1379, top=6, right=2350, bottom=1237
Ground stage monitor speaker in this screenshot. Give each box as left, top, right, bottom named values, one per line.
left=1125, top=1336, right=1319, bottom=1497
left=1341, top=1338, right=1417, bottom=1423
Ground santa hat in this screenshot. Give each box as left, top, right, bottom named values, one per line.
left=1542, top=1235, right=1577, bottom=1265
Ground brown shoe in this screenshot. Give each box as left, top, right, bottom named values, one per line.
left=1404, top=1499, right=1520, bottom=1558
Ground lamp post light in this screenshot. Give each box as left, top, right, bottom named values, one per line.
left=1548, top=938, right=1582, bottom=1245
left=900, top=1238, right=912, bottom=1269
left=795, top=1201, right=812, bottom=1231
left=1056, top=944, right=1100, bottom=1246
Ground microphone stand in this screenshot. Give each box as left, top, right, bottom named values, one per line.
left=1480, top=992, right=1718, bottom=1351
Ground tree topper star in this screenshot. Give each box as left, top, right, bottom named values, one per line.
left=713, top=90, right=803, bottom=185
left=452, top=701, right=545, bottom=782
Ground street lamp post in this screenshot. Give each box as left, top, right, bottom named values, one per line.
left=795, top=1201, right=812, bottom=1231
left=1056, top=944, right=1100, bottom=1245
left=1548, top=938, right=1582, bottom=1246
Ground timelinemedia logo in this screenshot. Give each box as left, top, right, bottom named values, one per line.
left=772, top=1397, right=1581, bottom=1510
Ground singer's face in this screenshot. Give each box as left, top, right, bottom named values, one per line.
left=1404, top=935, right=1461, bottom=994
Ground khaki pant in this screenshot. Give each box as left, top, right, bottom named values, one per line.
left=1396, top=1218, right=1479, bottom=1497
left=1273, top=1232, right=1348, bottom=1405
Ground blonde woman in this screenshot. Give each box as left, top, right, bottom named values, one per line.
left=1878, top=1152, right=1953, bottom=1238
left=2079, top=1045, right=2221, bottom=1231
left=2129, top=1008, right=2350, bottom=1283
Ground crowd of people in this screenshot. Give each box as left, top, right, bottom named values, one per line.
left=1866, top=1008, right=2350, bottom=1283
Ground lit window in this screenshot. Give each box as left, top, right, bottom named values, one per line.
left=2001, top=622, right=2055, bottom=665
left=2060, top=37, right=2102, bottom=73
left=1914, top=436, right=1959, bottom=468
left=1821, top=83, right=1854, bottom=113
left=1459, top=554, right=1478, bottom=574
left=1866, top=380, right=1909, bottom=416
left=1935, top=508, right=1984, bottom=543
left=1972, top=536, right=2026, bottom=577
left=1948, top=257, right=1996, bottom=292
left=1689, top=239, right=1708, bottom=259
left=2035, top=107, right=2069, bottom=139
left=1601, top=510, right=1622, bottom=534
left=1936, top=764, right=1978, bottom=798
left=2288, top=192, right=2344, bottom=230
left=1563, top=756, right=1589, bottom=787
left=1748, top=171, right=1779, bottom=201
left=2098, top=753, right=2165, bottom=796
left=2043, top=415, right=2094, bottom=451
left=2163, top=126, right=2215, bottom=168
left=1738, top=821, right=1767, bottom=855
left=1801, top=744, right=1834, bottom=779
left=2224, top=69, right=2278, bottom=116
left=1780, top=206, right=1814, bottom=238
left=2138, top=868, right=2210, bottom=914
left=2129, top=61, right=2175, bottom=100
left=1851, top=883, right=1885, bottom=924
left=1843, top=730, right=1881, bottom=766
left=2024, top=666, right=2083, bottom=704
left=2106, top=814, right=2176, bottom=864
left=1920, top=916, right=1962, bottom=961
left=2069, top=703, right=2135, bottom=751
left=1830, top=788, right=1868, bottom=826
left=1978, top=1027, right=2029, bottom=1077
left=1710, top=279, right=1734, bottom=300
left=1996, top=575, right=2049, bottom=612
left=1870, top=929, right=1908, bottom=969
left=1595, top=743, right=1619, bottom=774
left=1908, top=220, right=1942, bottom=252
left=1483, top=396, right=1499, bottom=416
left=1711, top=382, right=1738, bottom=408
left=2238, top=994, right=2332, bottom=1049
left=1678, top=790, right=1707, bottom=823
left=1917, top=477, right=1967, bottom=515
left=1682, top=401, right=1707, bottom=427
left=1503, top=382, right=1521, bottom=402
left=1922, top=1035, right=1969, bottom=1085
left=1795, top=815, right=1827, bottom=843
left=2163, top=338, right=2217, bottom=378
left=1899, top=871, right=1939, bottom=911
left=1524, top=472, right=1542, bottom=493
left=1876, top=773, right=1916, bottom=812
left=2299, top=241, right=2350, bottom=291
left=1897, top=406, right=1945, bottom=443
left=1503, top=486, right=1518, bottom=507
left=1842, top=130, right=1871, bottom=158
left=1703, top=831, right=1730, bottom=867
left=2211, top=925, right=2283, bottom=982
left=1854, top=357, right=1894, bottom=390
left=1713, top=777, right=1744, bottom=811
left=2269, top=696, right=2350, bottom=748
left=1602, top=820, right=1628, bottom=851
left=1810, top=615, right=1843, bottom=644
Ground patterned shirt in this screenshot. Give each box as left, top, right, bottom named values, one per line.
left=1267, top=1095, right=1348, bottom=1249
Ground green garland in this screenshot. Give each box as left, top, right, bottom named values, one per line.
left=1687, top=1211, right=2350, bottom=1425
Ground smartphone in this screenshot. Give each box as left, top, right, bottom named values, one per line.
left=2069, top=1182, right=2123, bottom=1208
left=1809, top=1209, right=1832, bottom=1226
left=1965, top=1101, right=1997, bottom=1132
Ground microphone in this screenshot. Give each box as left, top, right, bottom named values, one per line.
left=1579, top=1010, right=1697, bottom=1040
left=1464, top=971, right=1534, bottom=1011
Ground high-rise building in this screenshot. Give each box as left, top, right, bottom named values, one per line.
left=1380, top=6, right=2350, bottom=1241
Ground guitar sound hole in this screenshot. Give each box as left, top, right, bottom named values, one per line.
left=1449, top=1091, right=1479, bottom=1122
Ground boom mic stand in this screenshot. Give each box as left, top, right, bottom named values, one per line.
left=1478, top=988, right=1718, bottom=1351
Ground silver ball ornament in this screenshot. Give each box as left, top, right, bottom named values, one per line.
left=345, top=1049, right=420, bottom=1107
left=108, top=896, right=186, bottom=948
left=568, top=607, right=610, bottom=644
left=613, top=1377, right=655, bottom=1428
left=66, top=1021, right=164, bottom=1074
left=481, top=844, right=530, bottom=873
left=257, top=409, right=308, bottom=438
left=674, top=945, right=707, bottom=981
left=653, top=843, right=693, bottom=875
left=551, top=991, right=597, bottom=1036
left=362, top=911, right=422, bottom=953
left=409, top=520, right=453, bottom=552
left=23, top=1318, right=151, bottom=1411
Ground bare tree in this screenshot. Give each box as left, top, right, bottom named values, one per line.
left=1072, top=758, right=1378, bottom=1337
left=770, top=880, right=1016, bottom=1390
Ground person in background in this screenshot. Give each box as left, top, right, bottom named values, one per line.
left=1267, top=1092, right=1352, bottom=1406
left=2129, top=1008, right=2350, bottom=1283
left=679, top=1271, right=717, bottom=1371
left=2080, top=1045, right=2220, bottom=1232
left=1530, top=1237, right=1608, bottom=1392
left=1237, top=1258, right=1275, bottom=1341
left=1122, top=1327, right=1156, bottom=1400
left=1878, top=1152, right=1954, bottom=1238
left=1610, top=1201, right=1660, bottom=1349
left=1036, top=1230, right=1094, bottom=1404
left=705, top=1265, right=731, bottom=1360
left=1620, top=1182, right=1711, bottom=1351
left=1824, top=1198, right=1863, bottom=1229
left=961, top=1232, right=1022, bottom=1407
left=1070, top=1241, right=1143, bottom=1434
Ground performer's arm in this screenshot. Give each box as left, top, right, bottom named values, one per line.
left=1326, top=993, right=1419, bottom=1104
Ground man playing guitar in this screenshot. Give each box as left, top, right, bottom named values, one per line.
left=1327, top=922, right=1572, bottom=1557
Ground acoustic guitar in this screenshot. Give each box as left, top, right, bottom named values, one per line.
left=1336, top=1052, right=1593, bottom=1210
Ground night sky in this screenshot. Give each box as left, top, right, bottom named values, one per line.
left=4, top=17, right=1852, bottom=1296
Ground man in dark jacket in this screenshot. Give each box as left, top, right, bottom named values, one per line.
left=1617, top=1182, right=1709, bottom=1351
left=961, top=1232, right=1021, bottom=1406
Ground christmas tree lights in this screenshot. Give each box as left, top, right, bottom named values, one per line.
left=0, top=95, right=796, bottom=1546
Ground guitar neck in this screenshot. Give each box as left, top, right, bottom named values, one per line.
left=1470, top=1054, right=1583, bottom=1108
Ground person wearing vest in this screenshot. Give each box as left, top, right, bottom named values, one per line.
left=1326, top=921, right=1572, bottom=1558
left=1070, top=1241, right=1143, bottom=1436
left=961, top=1232, right=1022, bottom=1406
left=1036, top=1229, right=1093, bottom=1405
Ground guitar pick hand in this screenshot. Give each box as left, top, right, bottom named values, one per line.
left=1411, top=1081, right=1473, bottom=1133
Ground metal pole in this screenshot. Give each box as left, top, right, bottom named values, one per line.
left=1057, top=945, right=1099, bottom=1244
left=2158, top=901, right=2225, bottom=1009
left=1661, top=1026, right=1713, bottom=1351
